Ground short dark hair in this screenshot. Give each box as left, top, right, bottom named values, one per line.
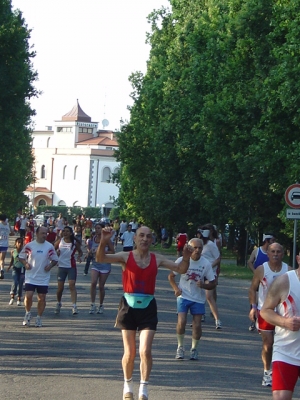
left=0, top=214, right=7, bottom=221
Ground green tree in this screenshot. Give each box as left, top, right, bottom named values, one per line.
left=0, top=0, right=38, bottom=216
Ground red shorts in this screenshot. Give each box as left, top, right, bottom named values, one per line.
left=273, top=361, right=300, bottom=392
left=257, top=309, right=275, bottom=331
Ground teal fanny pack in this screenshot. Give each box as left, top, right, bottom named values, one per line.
left=124, top=293, right=154, bottom=309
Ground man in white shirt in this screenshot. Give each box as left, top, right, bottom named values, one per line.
left=168, top=238, right=216, bottom=360
left=121, top=224, right=135, bottom=251
left=19, top=226, right=58, bottom=327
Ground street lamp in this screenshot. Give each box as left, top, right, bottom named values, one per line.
left=102, top=204, right=105, bottom=218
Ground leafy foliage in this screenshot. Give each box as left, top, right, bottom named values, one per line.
left=117, top=0, right=300, bottom=258
left=0, top=0, right=38, bottom=216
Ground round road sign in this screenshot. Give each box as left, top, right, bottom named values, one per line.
left=285, top=184, right=300, bottom=209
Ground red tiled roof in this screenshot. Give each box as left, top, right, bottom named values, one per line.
left=77, top=136, right=118, bottom=146
left=26, top=187, right=53, bottom=193
left=62, top=99, right=91, bottom=122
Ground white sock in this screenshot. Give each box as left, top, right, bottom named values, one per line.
left=139, top=381, right=148, bottom=398
left=123, top=378, right=133, bottom=394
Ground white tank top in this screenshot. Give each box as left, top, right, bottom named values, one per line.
left=58, top=238, right=76, bottom=269
left=273, top=270, right=300, bottom=365
left=257, top=261, right=288, bottom=310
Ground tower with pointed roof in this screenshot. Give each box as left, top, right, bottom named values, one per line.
left=54, top=99, right=98, bottom=148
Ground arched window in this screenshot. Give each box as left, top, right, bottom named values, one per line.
left=41, top=165, right=46, bottom=179
left=114, top=167, right=120, bottom=174
left=74, top=165, right=78, bottom=180
left=58, top=200, right=66, bottom=206
left=102, top=167, right=111, bottom=182
left=47, top=137, right=51, bottom=148
left=63, top=165, right=67, bottom=179
left=38, top=199, right=46, bottom=206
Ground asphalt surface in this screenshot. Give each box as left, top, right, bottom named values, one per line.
left=0, top=239, right=299, bottom=400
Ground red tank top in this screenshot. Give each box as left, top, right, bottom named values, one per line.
left=123, top=252, right=158, bottom=295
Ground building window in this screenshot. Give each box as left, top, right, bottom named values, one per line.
left=63, top=165, right=67, bottom=179
left=114, top=167, right=120, bottom=174
left=41, top=165, right=46, bottom=179
left=58, top=200, right=66, bottom=206
left=102, top=167, right=111, bottom=182
left=74, top=165, right=78, bottom=180
left=57, top=127, right=63, bottom=132
left=38, top=199, right=46, bottom=206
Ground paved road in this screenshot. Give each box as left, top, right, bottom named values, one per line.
left=0, top=239, right=299, bottom=400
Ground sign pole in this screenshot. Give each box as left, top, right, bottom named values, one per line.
left=293, top=219, right=297, bottom=269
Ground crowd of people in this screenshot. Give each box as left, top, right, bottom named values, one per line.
left=1, top=212, right=300, bottom=399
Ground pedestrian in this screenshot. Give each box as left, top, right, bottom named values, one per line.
left=175, top=227, right=188, bottom=258
left=54, top=226, right=83, bottom=315
left=249, top=242, right=290, bottom=387
left=121, top=224, right=135, bottom=252
left=198, top=227, right=221, bottom=328
left=247, top=233, right=275, bottom=331
left=89, top=224, right=114, bottom=315
left=19, top=213, right=28, bottom=239
left=168, top=238, right=215, bottom=361
left=46, top=225, right=57, bottom=244
left=261, top=253, right=300, bottom=400
left=6, top=237, right=25, bottom=306
left=24, top=225, right=33, bottom=245
left=18, top=226, right=58, bottom=327
left=96, top=225, right=193, bottom=400
left=0, top=213, right=14, bottom=279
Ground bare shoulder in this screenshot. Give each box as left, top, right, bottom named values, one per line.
left=269, top=272, right=290, bottom=297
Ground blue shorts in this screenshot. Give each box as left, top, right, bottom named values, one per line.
left=177, top=297, right=205, bottom=315
left=0, top=246, right=8, bottom=253
left=24, top=283, right=48, bottom=294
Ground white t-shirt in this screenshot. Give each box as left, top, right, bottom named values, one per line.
left=20, top=217, right=28, bottom=230
left=119, top=222, right=127, bottom=234
left=0, top=222, right=10, bottom=247
left=174, top=256, right=215, bottom=303
left=19, top=240, right=58, bottom=286
left=122, top=231, right=135, bottom=247
left=56, top=218, right=65, bottom=230
left=201, top=241, right=220, bottom=274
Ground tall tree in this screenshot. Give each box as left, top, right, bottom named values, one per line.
left=0, top=0, right=37, bottom=216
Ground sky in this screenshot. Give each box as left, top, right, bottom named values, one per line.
left=11, top=0, right=171, bottom=131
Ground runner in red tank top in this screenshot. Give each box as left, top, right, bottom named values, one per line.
left=96, top=226, right=193, bottom=400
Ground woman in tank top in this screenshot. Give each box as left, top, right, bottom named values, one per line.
left=88, top=223, right=115, bottom=315
left=54, top=226, right=83, bottom=315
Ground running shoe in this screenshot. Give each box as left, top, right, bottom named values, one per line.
left=123, top=393, right=134, bottom=400
left=35, top=316, right=42, bottom=327
left=262, top=371, right=272, bottom=387
left=97, top=305, right=104, bottom=314
left=190, top=348, right=198, bottom=360
left=72, top=305, right=78, bottom=315
left=139, top=396, right=148, bottom=400
left=0, top=269, right=4, bottom=279
left=89, top=304, right=96, bottom=314
left=249, top=321, right=256, bottom=332
left=23, top=312, right=31, bottom=326
left=216, top=320, right=222, bottom=329
left=175, top=346, right=185, bottom=360
left=17, top=300, right=22, bottom=306
left=55, top=302, right=62, bottom=315
left=9, top=298, right=14, bottom=305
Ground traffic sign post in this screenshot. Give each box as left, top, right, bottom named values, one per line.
left=285, top=184, right=300, bottom=268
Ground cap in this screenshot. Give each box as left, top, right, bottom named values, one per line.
left=263, top=234, right=273, bottom=241
left=200, top=229, right=210, bottom=238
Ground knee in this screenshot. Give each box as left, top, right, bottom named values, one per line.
left=140, top=346, right=152, bottom=361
